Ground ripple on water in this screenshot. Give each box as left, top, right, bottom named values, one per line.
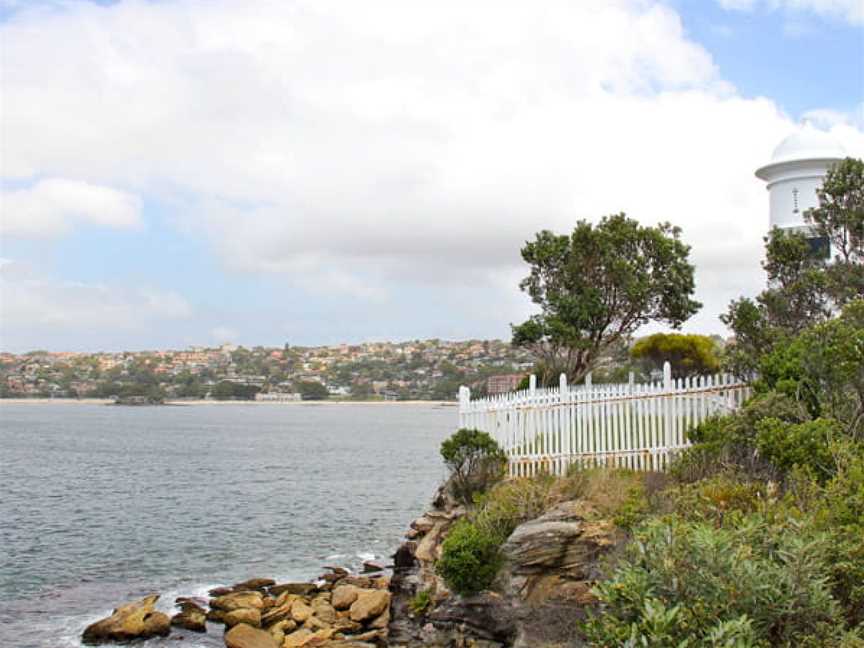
left=0, top=403, right=452, bottom=647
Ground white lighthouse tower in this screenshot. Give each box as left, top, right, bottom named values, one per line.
left=755, top=123, right=846, bottom=238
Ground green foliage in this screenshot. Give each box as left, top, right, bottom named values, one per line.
left=408, top=589, right=432, bottom=615
left=807, top=157, right=864, bottom=268
left=211, top=380, right=261, bottom=400
left=472, top=475, right=554, bottom=541
left=631, top=332, right=721, bottom=378
left=757, top=299, right=864, bottom=437
left=581, top=515, right=847, bottom=647
left=754, top=418, right=839, bottom=481
left=297, top=380, right=329, bottom=400
left=437, top=519, right=503, bottom=596
left=512, top=213, right=700, bottom=384
left=440, top=428, right=506, bottom=505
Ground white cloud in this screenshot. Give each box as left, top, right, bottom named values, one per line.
left=1, top=0, right=863, bottom=340
left=1, top=178, right=142, bottom=237
left=0, top=260, right=191, bottom=334
left=716, top=0, right=863, bottom=24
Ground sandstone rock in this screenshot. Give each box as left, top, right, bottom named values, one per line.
left=499, top=500, right=616, bottom=602
left=331, top=585, right=360, bottom=610
left=224, top=607, right=262, bottom=628
left=332, top=618, right=363, bottom=633
left=274, top=591, right=300, bottom=608
left=81, top=594, right=171, bottom=644
left=290, top=600, right=314, bottom=623
left=368, top=606, right=389, bottom=629
left=311, top=599, right=337, bottom=624
left=349, top=590, right=390, bottom=622
left=270, top=582, right=317, bottom=597
left=410, top=515, right=436, bottom=533
left=171, top=599, right=207, bottom=632
left=415, top=520, right=447, bottom=563
left=211, top=590, right=265, bottom=611
left=303, top=615, right=330, bottom=631
left=427, top=593, right=516, bottom=644
left=207, top=608, right=225, bottom=623
left=338, top=576, right=375, bottom=589
left=282, top=628, right=313, bottom=647
left=209, top=586, right=234, bottom=597
left=361, top=560, right=385, bottom=573
left=233, top=577, right=276, bottom=592
left=267, top=618, right=296, bottom=645
left=261, top=602, right=294, bottom=626
left=224, top=622, right=279, bottom=648
left=346, top=629, right=385, bottom=642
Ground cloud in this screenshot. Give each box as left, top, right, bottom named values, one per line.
left=715, top=0, right=863, bottom=24
left=1, top=0, right=863, bottom=344
left=1, top=178, right=142, bottom=237
left=0, top=260, right=192, bottom=350
left=210, top=326, right=237, bottom=342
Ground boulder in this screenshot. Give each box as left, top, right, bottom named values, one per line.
left=415, top=520, right=447, bottom=563
left=349, top=590, right=390, bottom=622
left=361, top=560, right=385, bottom=573
left=282, top=628, right=313, bottom=647
left=499, top=500, right=616, bottom=603
left=224, top=622, right=279, bottom=648
left=233, top=577, right=276, bottom=591
left=290, top=600, right=314, bottom=623
left=368, top=606, right=389, bottom=629
left=209, top=586, right=234, bottom=597
left=331, top=584, right=360, bottom=610
left=171, top=599, right=207, bottom=632
left=260, top=602, right=294, bottom=626
left=211, top=590, right=265, bottom=611
left=427, top=592, right=517, bottom=644
left=269, top=582, right=318, bottom=597
left=266, top=618, right=296, bottom=645
left=337, top=576, right=376, bottom=589
left=81, top=594, right=171, bottom=644
left=311, top=599, right=337, bottom=624
left=223, top=607, right=262, bottom=628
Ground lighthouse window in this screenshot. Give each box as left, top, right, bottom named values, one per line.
left=792, top=187, right=799, bottom=213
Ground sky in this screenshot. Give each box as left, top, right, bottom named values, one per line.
left=1, top=0, right=863, bottom=352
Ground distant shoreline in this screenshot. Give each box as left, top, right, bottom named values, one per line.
left=0, top=398, right=457, bottom=407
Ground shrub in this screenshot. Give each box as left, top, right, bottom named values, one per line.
left=440, top=428, right=507, bottom=504
left=408, top=589, right=432, bottom=615
left=437, top=519, right=503, bottom=596
left=472, top=475, right=554, bottom=541
left=754, top=417, right=840, bottom=482
left=581, top=515, right=847, bottom=647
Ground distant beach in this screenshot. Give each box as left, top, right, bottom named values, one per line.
left=0, top=398, right=456, bottom=407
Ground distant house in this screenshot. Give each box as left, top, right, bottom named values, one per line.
left=255, top=392, right=302, bottom=402
left=486, top=373, right=524, bottom=395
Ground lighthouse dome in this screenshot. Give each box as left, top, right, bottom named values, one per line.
left=770, top=124, right=846, bottom=164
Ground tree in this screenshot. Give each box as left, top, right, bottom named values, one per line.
left=723, top=159, right=864, bottom=376
left=512, top=214, right=700, bottom=384
left=440, top=428, right=506, bottom=504
left=631, top=333, right=720, bottom=379
left=807, top=157, right=864, bottom=265
left=297, top=380, right=329, bottom=401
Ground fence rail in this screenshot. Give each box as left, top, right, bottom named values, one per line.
left=458, top=363, right=750, bottom=476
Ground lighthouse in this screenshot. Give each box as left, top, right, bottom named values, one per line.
left=755, top=124, right=846, bottom=255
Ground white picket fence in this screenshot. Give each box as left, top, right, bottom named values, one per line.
left=458, top=362, right=751, bottom=476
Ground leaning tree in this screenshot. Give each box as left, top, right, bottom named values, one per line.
left=512, top=213, right=701, bottom=385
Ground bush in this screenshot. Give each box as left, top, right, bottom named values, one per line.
left=581, top=515, right=847, bottom=647
left=408, top=589, right=432, bottom=616
left=437, top=519, right=503, bottom=596
left=472, top=475, right=554, bottom=541
left=754, top=417, right=840, bottom=482
left=440, top=428, right=507, bottom=504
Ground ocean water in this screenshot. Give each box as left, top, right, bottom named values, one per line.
left=0, top=402, right=456, bottom=647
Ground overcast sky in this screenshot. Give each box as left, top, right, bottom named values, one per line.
left=1, top=0, right=863, bottom=352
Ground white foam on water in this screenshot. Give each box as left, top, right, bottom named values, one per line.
left=356, top=551, right=376, bottom=561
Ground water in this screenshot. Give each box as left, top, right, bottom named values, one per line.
left=0, top=402, right=456, bottom=647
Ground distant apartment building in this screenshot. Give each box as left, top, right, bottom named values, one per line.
left=486, top=373, right=524, bottom=395
left=255, top=392, right=302, bottom=402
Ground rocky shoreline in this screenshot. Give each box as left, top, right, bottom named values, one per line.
left=82, top=484, right=619, bottom=648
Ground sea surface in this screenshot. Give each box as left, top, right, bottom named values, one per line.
left=0, top=402, right=456, bottom=647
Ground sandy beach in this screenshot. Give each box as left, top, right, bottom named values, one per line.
left=0, top=398, right=457, bottom=407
